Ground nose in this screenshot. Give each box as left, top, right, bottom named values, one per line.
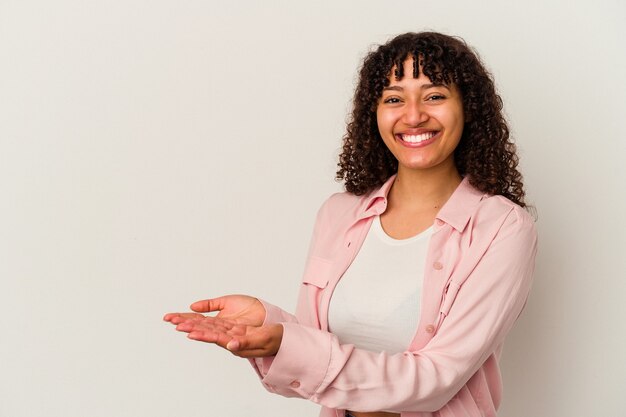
left=402, top=100, right=429, bottom=126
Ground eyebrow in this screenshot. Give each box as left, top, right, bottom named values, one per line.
left=382, top=83, right=451, bottom=92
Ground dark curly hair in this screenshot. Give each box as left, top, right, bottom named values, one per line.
left=336, top=32, right=527, bottom=207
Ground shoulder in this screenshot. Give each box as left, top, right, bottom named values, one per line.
left=476, top=193, right=534, bottom=222
left=304, top=191, right=368, bottom=259
left=319, top=190, right=364, bottom=213
left=314, top=190, right=368, bottom=228
left=450, top=192, right=538, bottom=287
left=472, top=193, right=537, bottom=245
left=318, top=176, right=394, bottom=218
left=442, top=178, right=536, bottom=240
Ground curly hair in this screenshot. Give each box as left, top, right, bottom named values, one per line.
left=336, top=32, right=527, bottom=207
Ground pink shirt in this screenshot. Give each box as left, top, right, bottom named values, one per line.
left=252, top=176, right=538, bottom=417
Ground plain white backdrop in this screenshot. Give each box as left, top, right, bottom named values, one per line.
left=1, top=1, right=625, bottom=416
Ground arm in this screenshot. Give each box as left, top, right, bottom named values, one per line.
left=258, top=207, right=537, bottom=412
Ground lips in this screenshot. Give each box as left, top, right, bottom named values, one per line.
left=393, top=130, right=440, bottom=148
left=399, top=131, right=436, bottom=143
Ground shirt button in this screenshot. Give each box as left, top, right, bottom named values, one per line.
left=436, top=219, right=444, bottom=226
left=425, top=325, right=435, bottom=333
left=290, top=380, right=301, bottom=388
left=433, top=261, right=443, bottom=270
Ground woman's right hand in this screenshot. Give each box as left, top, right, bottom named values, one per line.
left=163, top=295, right=266, bottom=327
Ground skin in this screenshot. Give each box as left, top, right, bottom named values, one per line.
left=163, top=295, right=281, bottom=358
left=377, top=59, right=464, bottom=176
left=377, top=58, right=464, bottom=240
left=164, top=57, right=466, bottom=417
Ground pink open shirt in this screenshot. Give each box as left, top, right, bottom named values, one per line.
left=251, top=176, right=538, bottom=417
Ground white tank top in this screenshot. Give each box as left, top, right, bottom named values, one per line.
left=327, top=215, right=432, bottom=353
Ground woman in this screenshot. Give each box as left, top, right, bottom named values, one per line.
left=164, top=32, right=537, bottom=417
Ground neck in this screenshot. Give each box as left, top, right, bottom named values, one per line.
left=389, top=163, right=462, bottom=211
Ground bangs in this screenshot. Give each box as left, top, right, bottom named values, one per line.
left=385, top=50, right=454, bottom=87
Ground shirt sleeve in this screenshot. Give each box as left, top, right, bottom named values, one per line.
left=256, top=206, right=538, bottom=413
left=248, top=299, right=299, bottom=378
left=259, top=299, right=299, bottom=326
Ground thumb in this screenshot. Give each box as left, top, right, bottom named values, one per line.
left=225, top=325, right=283, bottom=358
left=226, top=338, right=241, bottom=351
left=226, top=330, right=268, bottom=352
left=190, top=297, right=224, bottom=313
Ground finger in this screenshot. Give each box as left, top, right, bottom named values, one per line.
left=190, top=298, right=224, bottom=313
left=224, top=324, right=247, bottom=336
left=176, top=319, right=233, bottom=334
left=165, top=313, right=206, bottom=324
left=187, top=328, right=232, bottom=349
left=226, top=328, right=281, bottom=357
left=225, top=337, right=276, bottom=358
left=164, top=312, right=203, bottom=322
left=226, top=334, right=266, bottom=352
left=177, top=315, right=237, bottom=330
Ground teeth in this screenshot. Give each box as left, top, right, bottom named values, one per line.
left=401, top=132, right=435, bottom=143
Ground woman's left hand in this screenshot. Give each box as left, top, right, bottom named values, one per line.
left=169, top=314, right=283, bottom=358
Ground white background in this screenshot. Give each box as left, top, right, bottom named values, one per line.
left=1, top=1, right=625, bottom=416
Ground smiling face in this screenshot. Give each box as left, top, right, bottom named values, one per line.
left=376, top=57, right=465, bottom=176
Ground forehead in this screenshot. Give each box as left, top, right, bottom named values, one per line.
left=384, top=53, right=452, bottom=87
left=389, top=59, right=426, bottom=81
left=386, top=58, right=448, bottom=89
left=390, top=56, right=418, bottom=78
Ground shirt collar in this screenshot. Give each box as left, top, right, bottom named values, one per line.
left=436, top=177, right=486, bottom=232
left=359, top=175, right=486, bottom=232
left=359, top=175, right=396, bottom=219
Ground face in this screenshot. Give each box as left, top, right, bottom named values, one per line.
left=376, top=58, right=465, bottom=175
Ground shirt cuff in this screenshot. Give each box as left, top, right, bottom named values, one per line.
left=259, top=299, right=299, bottom=326
left=260, top=322, right=333, bottom=398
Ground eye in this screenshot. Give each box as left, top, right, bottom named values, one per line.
left=426, top=94, right=446, bottom=101
left=383, top=97, right=401, bottom=104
